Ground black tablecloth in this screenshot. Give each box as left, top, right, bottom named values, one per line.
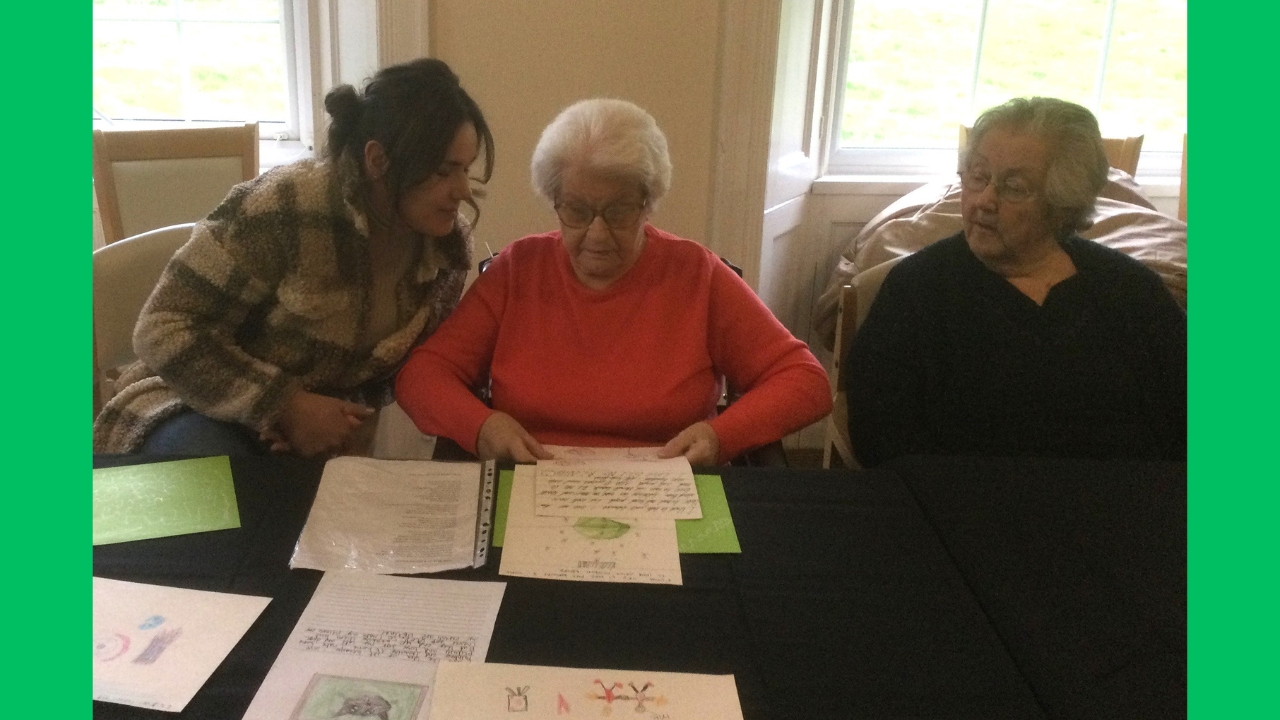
left=93, top=455, right=1184, bottom=719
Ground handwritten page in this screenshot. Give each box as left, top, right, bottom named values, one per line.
left=243, top=572, right=505, bottom=720
left=542, top=445, right=665, bottom=461
left=501, top=465, right=682, bottom=585
left=535, top=455, right=702, bottom=519
left=430, top=661, right=745, bottom=720
left=93, top=577, right=270, bottom=712
left=291, top=457, right=484, bottom=574
left=93, top=456, right=240, bottom=545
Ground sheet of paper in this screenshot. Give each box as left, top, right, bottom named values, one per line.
left=430, top=661, right=745, bottom=720
left=542, top=445, right=665, bottom=461
left=243, top=572, right=506, bottom=720
left=291, top=457, right=483, bottom=574
left=535, top=454, right=702, bottom=519
left=501, top=465, right=682, bottom=585
left=676, top=475, right=742, bottom=554
left=496, top=472, right=740, bottom=554
left=92, top=577, right=270, bottom=712
left=93, top=456, right=240, bottom=545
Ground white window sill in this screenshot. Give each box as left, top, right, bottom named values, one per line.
left=813, top=173, right=1181, bottom=198
left=260, top=139, right=313, bottom=172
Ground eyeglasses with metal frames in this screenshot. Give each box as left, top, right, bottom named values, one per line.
left=959, top=170, right=1037, bottom=203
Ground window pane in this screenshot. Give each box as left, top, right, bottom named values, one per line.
left=93, top=0, right=176, bottom=21
left=181, top=0, right=280, bottom=22
left=972, top=0, right=1108, bottom=115
left=838, top=0, right=1187, bottom=157
left=94, top=20, right=185, bottom=119
left=184, top=22, right=287, bottom=121
left=93, top=0, right=287, bottom=124
left=841, top=0, right=982, bottom=148
left=1097, top=0, right=1187, bottom=150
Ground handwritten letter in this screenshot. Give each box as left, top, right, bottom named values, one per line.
left=535, top=457, right=702, bottom=519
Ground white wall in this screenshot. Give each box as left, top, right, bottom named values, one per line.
left=429, top=0, right=721, bottom=257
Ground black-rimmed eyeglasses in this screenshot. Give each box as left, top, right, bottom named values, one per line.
left=554, top=200, right=648, bottom=230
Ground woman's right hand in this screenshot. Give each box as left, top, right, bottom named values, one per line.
left=475, top=412, right=553, bottom=462
left=275, top=390, right=375, bottom=457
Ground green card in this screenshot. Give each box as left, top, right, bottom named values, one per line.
left=493, top=469, right=514, bottom=547
left=492, top=470, right=740, bottom=554
left=676, top=475, right=741, bottom=554
left=93, top=456, right=241, bottom=545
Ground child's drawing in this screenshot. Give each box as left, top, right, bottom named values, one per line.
left=505, top=685, right=529, bottom=712
left=290, top=674, right=425, bottom=720
left=573, top=517, right=631, bottom=540
left=586, top=679, right=668, bottom=716
left=93, top=633, right=131, bottom=662
left=132, top=627, right=182, bottom=664
left=138, top=615, right=165, bottom=630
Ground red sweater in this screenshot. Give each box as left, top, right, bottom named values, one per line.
left=395, top=226, right=832, bottom=463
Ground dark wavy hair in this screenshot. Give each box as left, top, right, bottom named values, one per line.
left=323, top=58, right=494, bottom=222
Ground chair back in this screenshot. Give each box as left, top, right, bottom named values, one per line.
left=93, top=123, right=258, bottom=245
left=93, top=223, right=196, bottom=415
left=1177, top=133, right=1187, bottom=223
left=822, top=255, right=906, bottom=469
left=959, top=125, right=1145, bottom=176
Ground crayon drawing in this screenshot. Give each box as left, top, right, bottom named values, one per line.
left=133, top=627, right=183, bottom=664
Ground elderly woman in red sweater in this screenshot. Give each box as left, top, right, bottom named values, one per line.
left=395, top=99, right=831, bottom=464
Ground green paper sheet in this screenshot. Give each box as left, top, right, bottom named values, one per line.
left=677, top=475, right=742, bottom=553
left=493, top=470, right=739, bottom=554
left=93, top=456, right=241, bottom=545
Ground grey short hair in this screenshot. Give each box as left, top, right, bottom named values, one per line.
left=530, top=99, right=672, bottom=205
left=963, top=97, right=1109, bottom=235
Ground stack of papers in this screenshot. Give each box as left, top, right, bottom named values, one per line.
left=499, top=449, right=702, bottom=585
left=244, top=572, right=506, bottom=720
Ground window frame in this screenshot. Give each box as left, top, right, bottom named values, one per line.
left=92, top=0, right=309, bottom=145
left=822, top=0, right=1185, bottom=180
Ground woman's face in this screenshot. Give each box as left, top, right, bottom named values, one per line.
left=397, top=122, right=480, bottom=238
left=960, top=125, right=1061, bottom=273
left=556, top=165, right=650, bottom=289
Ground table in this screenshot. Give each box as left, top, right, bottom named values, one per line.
left=92, top=454, right=1185, bottom=719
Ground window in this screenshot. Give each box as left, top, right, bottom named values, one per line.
left=93, top=0, right=300, bottom=140
left=826, top=0, right=1187, bottom=176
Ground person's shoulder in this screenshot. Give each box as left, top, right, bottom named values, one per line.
left=643, top=226, right=734, bottom=280
left=1066, top=235, right=1168, bottom=287
left=883, top=232, right=968, bottom=283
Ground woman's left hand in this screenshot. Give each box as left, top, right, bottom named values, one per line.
left=659, top=421, right=720, bottom=466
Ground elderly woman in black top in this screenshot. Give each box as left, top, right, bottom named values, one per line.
left=846, top=97, right=1186, bottom=467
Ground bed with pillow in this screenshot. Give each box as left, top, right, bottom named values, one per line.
left=813, top=169, right=1188, bottom=352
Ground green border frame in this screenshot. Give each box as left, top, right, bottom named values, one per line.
left=29, top=1, right=1252, bottom=716
left=1188, top=2, right=1275, bottom=715
left=4, top=3, right=87, bottom=715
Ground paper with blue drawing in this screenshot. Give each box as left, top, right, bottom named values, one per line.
left=430, top=661, right=745, bottom=719
left=243, top=572, right=505, bottom=720
left=92, top=577, right=270, bottom=711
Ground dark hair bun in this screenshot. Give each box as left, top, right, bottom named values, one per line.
left=324, top=84, right=363, bottom=155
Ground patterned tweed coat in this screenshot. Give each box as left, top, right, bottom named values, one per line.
left=93, top=157, right=471, bottom=453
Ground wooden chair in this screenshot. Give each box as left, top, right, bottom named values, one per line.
left=93, top=123, right=259, bottom=245
left=821, top=255, right=906, bottom=469
left=93, top=223, right=196, bottom=417
left=1178, top=133, right=1187, bottom=222
left=959, top=125, right=1144, bottom=176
